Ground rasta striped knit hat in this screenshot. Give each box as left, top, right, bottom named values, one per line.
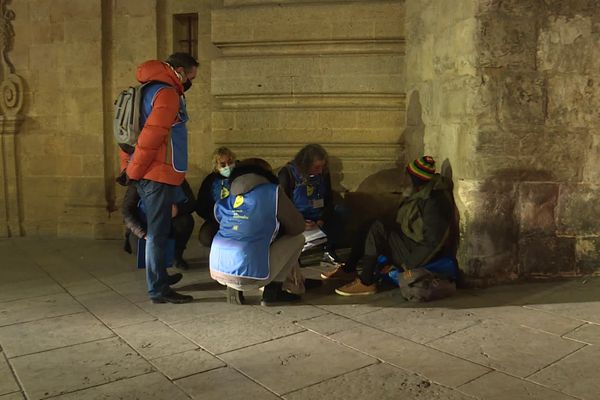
left=406, top=156, right=436, bottom=182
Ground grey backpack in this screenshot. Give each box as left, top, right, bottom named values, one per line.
left=113, top=83, right=152, bottom=154
left=399, top=268, right=456, bottom=302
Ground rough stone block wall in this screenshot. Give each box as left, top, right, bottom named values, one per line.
left=406, top=0, right=600, bottom=284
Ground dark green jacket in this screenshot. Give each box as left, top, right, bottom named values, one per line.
left=388, top=174, right=454, bottom=268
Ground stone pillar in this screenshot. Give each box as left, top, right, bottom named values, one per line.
left=0, top=0, right=25, bottom=237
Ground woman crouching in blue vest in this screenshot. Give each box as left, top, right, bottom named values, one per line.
left=278, top=144, right=347, bottom=265
left=209, top=158, right=307, bottom=306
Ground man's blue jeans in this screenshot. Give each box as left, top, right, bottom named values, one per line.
left=135, top=179, right=175, bottom=298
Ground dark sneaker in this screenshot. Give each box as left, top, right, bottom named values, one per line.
left=174, top=257, right=189, bottom=270
left=226, top=286, right=245, bottom=305
left=151, top=290, right=194, bottom=304
left=304, top=278, right=323, bottom=290
left=167, top=273, right=183, bottom=286
left=261, top=282, right=301, bottom=306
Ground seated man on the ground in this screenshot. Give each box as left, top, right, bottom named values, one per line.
left=122, top=178, right=196, bottom=270
left=196, top=146, right=236, bottom=247
left=322, top=156, right=455, bottom=296
left=278, top=143, right=347, bottom=265
left=209, top=158, right=307, bottom=306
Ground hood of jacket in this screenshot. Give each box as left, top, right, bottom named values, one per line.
left=230, top=173, right=270, bottom=196
left=136, top=60, right=183, bottom=94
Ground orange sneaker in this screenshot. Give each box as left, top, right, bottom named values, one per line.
left=320, top=266, right=357, bottom=281
left=335, top=278, right=377, bottom=296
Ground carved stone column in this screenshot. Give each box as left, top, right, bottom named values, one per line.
left=0, top=0, right=24, bottom=237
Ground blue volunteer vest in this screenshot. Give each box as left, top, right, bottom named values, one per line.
left=141, top=83, right=189, bottom=172
left=288, top=162, right=328, bottom=221
left=210, top=183, right=279, bottom=280
left=211, top=176, right=231, bottom=203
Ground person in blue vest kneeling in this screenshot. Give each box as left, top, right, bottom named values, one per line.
left=209, top=158, right=307, bottom=306
left=278, top=144, right=346, bottom=265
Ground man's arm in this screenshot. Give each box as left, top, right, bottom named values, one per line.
left=176, top=179, right=197, bottom=216
left=277, top=166, right=294, bottom=200
left=196, top=174, right=216, bottom=220
left=121, top=185, right=146, bottom=239
left=403, top=194, right=452, bottom=268
left=277, top=189, right=305, bottom=236
left=127, top=88, right=179, bottom=180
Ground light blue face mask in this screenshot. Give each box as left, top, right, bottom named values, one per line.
left=219, top=165, right=233, bottom=178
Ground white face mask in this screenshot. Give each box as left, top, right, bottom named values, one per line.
left=219, top=165, right=233, bottom=178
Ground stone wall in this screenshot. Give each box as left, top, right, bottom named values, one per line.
left=406, top=0, right=600, bottom=284
left=3, top=0, right=407, bottom=239
left=4, top=0, right=600, bottom=282
left=211, top=0, right=406, bottom=193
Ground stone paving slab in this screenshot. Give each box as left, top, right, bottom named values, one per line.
left=220, top=331, right=377, bottom=395
left=0, top=353, right=19, bottom=396
left=469, top=305, right=585, bottom=336
left=564, top=323, right=600, bottom=345
left=0, top=293, right=84, bottom=327
left=150, top=348, right=225, bottom=380
left=529, top=345, right=600, bottom=400
left=35, top=265, right=94, bottom=287
left=311, top=297, right=400, bottom=319
left=50, top=372, right=190, bottom=400
left=115, top=320, right=198, bottom=360
left=62, top=279, right=110, bottom=297
left=259, top=304, right=330, bottom=321
left=10, top=338, right=153, bottom=400
left=525, top=302, right=600, bottom=324
left=171, top=308, right=305, bottom=354
left=75, top=291, right=155, bottom=328
left=298, top=313, right=363, bottom=336
left=355, top=306, right=480, bottom=344
left=136, top=296, right=239, bottom=325
left=459, top=371, right=578, bottom=400
left=284, top=362, right=474, bottom=400
left=0, top=312, right=114, bottom=358
left=429, top=320, right=585, bottom=377
left=0, top=277, right=65, bottom=303
left=176, top=367, right=281, bottom=400
left=108, top=279, right=150, bottom=304
left=331, top=325, right=490, bottom=387
left=0, top=393, right=24, bottom=400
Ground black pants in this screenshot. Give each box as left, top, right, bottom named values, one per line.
left=344, top=219, right=406, bottom=285
left=198, top=220, right=219, bottom=247
left=172, top=214, right=194, bottom=260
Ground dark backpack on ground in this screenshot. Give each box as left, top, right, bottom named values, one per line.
left=399, top=268, right=456, bottom=302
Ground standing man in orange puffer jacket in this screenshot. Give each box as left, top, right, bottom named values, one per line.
left=120, top=53, right=198, bottom=304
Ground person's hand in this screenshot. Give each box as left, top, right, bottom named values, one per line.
left=304, top=220, right=317, bottom=230
left=316, top=220, right=325, bottom=228
left=171, top=204, right=178, bottom=218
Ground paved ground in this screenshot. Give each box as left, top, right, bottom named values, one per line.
left=0, top=238, right=599, bottom=400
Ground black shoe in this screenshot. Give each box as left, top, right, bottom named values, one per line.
left=167, top=273, right=183, bottom=286
left=174, top=257, right=189, bottom=270
left=151, top=289, right=193, bottom=304
left=304, top=278, right=323, bottom=290
left=261, top=282, right=301, bottom=306
left=226, top=287, right=245, bottom=305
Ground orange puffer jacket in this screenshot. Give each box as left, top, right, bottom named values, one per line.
left=120, top=60, right=186, bottom=186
